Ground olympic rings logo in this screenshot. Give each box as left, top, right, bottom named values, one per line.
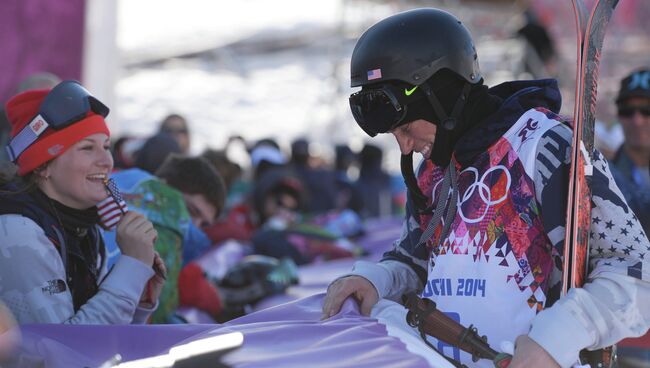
left=456, top=165, right=511, bottom=224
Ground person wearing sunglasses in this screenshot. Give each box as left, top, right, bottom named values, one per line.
left=322, top=8, right=649, bottom=368
left=607, top=69, right=650, bottom=366
left=0, top=81, right=163, bottom=324
left=159, top=113, right=190, bottom=154
left=610, top=69, right=650, bottom=231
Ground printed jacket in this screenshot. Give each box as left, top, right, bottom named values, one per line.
left=102, top=168, right=211, bottom=323
left=346, top=80, right=650, bottom=367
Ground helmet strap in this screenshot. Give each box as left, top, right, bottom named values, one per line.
left=398, top=82, right=472, bottom=213
left=400, top=152, right=430, bottom=214
left=419, top=82, right=471, bottom=131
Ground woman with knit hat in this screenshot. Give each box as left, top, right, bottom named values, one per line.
left=0, top=81, right=164, bottom=324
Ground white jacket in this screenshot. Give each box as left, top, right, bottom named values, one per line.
left=0, top=215, right=155, bottom=324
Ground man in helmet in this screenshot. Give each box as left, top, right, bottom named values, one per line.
left=322, top=8, right=649, bottom=368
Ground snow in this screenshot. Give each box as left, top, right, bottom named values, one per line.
left=114, top=0, right=650, bottom=171
left=115, top=0, right=404, bottom=168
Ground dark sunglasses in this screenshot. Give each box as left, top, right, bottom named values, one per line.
left=618, top=105, right=650, bottom=118
left=275, top=195, right=299, bottom=211
left=162, top=127, right=189, bottom=135
left=6, top=80, right=109, bottom=162
left=349, top=83, right=423, bottom=137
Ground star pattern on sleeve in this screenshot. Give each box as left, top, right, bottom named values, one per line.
left=588, top=150, right=649, bottom=281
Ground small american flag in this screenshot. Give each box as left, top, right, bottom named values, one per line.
left=97, top=178, right=128, bottom=230
left=367, top=68, right=382, bottom=81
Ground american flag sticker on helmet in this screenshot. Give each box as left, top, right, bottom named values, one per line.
left=367, top=68, right=382, bottom=81
left=97, top=179, right=128, bottom=230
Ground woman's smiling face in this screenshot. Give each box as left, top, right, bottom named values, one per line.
left=39, top=133, right=113, bottom=209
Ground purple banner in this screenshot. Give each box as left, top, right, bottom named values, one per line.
left=0, top=0, right=85, bottom=104
left=9, top=295, right=433, bottom=368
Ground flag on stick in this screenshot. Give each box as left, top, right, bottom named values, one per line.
left=97, top=178, right=128, bottom=231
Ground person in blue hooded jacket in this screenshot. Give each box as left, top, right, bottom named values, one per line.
left=103, top=154, right=226, bottom=323
left=322, top=8, right=650, bottom=368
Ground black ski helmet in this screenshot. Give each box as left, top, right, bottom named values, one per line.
left=350, top=8, right=483, bottom=213
left=351, top=8, right=481, bottom=88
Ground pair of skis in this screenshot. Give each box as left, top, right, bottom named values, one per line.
left=563, top=0, right=619, bottom=366
left=562, top=0, right=618, bottom=298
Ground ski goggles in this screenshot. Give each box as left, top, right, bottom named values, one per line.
left=617, top=105, right=650, bottom=118
left=349, top=83, right=423, bottom=137
left=6, top=80, right=109, bottom=162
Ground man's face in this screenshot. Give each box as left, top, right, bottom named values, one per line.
left=390, top=119, right=437, bottom=158
left=162, top=117, right=190, bottom=153
left=618, top=97, right=650, bottom=151
left=182, top=192, right=217, bottom=228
